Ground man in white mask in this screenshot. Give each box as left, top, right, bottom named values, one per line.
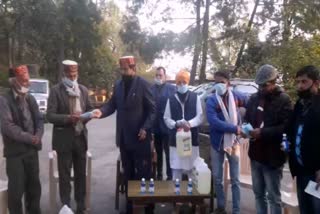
left=47, top=60, right=92, bottom=214
left=206, top=71, right=247, bottom=214
left=164, top=69, right=203, bottom=180
left=0, top=65, right=44, bottom=214
left=151, top=66, right=176, bottom=180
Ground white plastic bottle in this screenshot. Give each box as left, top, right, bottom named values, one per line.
left=282, top=133, right=289, bottom=152
left=187, top=178, right=193, bottom=194
left=149, top=178, right=155, bottom=193
left=140, top=178, right=146, bottom=193
left=175, top=178, right=180, bottom=194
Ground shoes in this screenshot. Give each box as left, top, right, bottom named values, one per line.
left=157, top=174, right=163, bottom=180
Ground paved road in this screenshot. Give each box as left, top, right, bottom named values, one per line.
left=1, top=113, right=291, bottom=214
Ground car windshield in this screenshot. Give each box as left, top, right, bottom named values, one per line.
left=233, top=84, right=257, bottom=95
left=194, top=83, right=216, bottom=95
left=29, top=81, right=47, bottom=94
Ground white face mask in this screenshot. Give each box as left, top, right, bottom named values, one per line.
left=214, top=83, right=227, bottom=96
left=13, top=78, right=29, bottom=94
left=20, top=86, right=29, bottom=94
left=177, top=84, right=188, bottom=94
left=154, top=78, right=163, bottom=85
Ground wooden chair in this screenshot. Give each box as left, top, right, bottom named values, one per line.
left=115, top=154, right=126, bottom=210
left=115, top=141, right=157, bottom=210
left=281, top=169, right=299, bottom=214
left=0, top=179, right=8, bottom=214
left=49, top=150, right=92, bottom=214
left=223, top=139, right=252, bottom=202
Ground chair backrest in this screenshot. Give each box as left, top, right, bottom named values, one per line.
left=239, top=139, right=251, bottom=175
left=49, top=150, right=92, bottom=178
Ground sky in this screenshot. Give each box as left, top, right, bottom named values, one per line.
left=113, top=0, right=274, bottom=79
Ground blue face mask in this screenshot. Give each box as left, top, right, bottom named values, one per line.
left=214, top=83, right=227, bottom=96
left=177, top=84, right=188, bottom=94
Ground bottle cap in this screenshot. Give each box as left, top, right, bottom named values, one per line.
left=188, top=178, right=192, bottom=182
left=175, top=178, right=179, bottom=182
left=142, top=178, right=145, bottom=181
left=283, top=133, right=287, bottom=137
left=150, top=178, right=154, bottom=182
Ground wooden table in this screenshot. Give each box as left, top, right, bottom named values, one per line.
left=128, top=180, right=210, bottom=214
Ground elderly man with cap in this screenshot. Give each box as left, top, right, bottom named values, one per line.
left=244, top=64, right=292, bottom=214
left=163, top=69, right=203, bottom=180
left=0, top=65, right=44, bottom=214
left=92, top=56, right=155, bottom=214
left=47, top=60, right=93, bottom=214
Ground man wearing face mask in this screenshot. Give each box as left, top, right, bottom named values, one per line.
left=163, top=69, right=203, bottom=180
left=151, top=66, right=176, bottom=180
left=0, top=65, right=44, bottom=214
left=286, top=65, right=320, bottom=214
left=92, top=56, right=155, bottom=214
left=244, top=64, right=292, bottom=214
left=206, top=71, right=247, bottom=214
left=47, top=60, right=93, bottom=214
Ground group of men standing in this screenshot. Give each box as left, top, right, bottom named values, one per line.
left=0, top=54, right=319, bottom=214
left=207, top=65, right=320, bottom=214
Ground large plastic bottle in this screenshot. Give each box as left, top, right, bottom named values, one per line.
left=192, top=157, right=211, bottom=194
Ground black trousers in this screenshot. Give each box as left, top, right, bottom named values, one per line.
left=120, top=139, right=152, bottom=214
left=57, top=135, right=86, bottom=212
left=154, top=133, right=171, bottom=179
left=6, top=150, right=41, bottom=214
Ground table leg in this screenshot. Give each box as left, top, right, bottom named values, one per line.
left=199, top=200, right=206, bottom=214
left=132, top=202, right=143, bottom=214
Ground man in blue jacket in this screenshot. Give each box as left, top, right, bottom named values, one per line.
left=92, top=56, right=156, bottom=214
left=206, top=71, right=247, bottom=214
left=151, top=66, right=175, bottom=180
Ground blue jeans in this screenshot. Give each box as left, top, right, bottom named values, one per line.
left=211, top=147, right=240, bottom=214
left=296, top=174, right=320, bottom=214
left=251, top=160, right=282, bottom=214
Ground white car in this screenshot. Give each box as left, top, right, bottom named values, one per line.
left=29, top=79, right=50, bottom=115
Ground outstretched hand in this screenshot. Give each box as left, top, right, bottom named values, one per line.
left=91, top=109, right=102, bottom=119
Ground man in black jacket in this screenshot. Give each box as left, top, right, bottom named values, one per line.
left=0, top=65, right=44, bottom=214
left=92, top=56, right=156, bottom=214
left=245, top=64, right=292, bottom=214
left=287, top=65, right=320, bottom=214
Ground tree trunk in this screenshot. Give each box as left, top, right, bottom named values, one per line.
left=58, top=42, right=65, bottom=81
left=8, top=34, right=13, bottom=68
left=190, top=0, right=202, bottom=85
left=199, top=0, right=210, bottom=83
left=233, top=0, right=260, bottom=73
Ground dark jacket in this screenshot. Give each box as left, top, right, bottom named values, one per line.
left=287, top=95, right=320, bottom=177
left=151, top=83, right=176, bottom=135
left=0, top=90, right=44, bottom=158
left=47, top=83, right=92, bottom=153
left=168, top=91, right=199, bottom=147
left=245, top=86, right=292, bottom=168
left=100, top=76, right=156, bottom=149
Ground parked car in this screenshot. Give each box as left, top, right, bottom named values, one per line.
left=29, top=79, right=50, bottom=116
left=194, top=79, right=258, bottom=134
